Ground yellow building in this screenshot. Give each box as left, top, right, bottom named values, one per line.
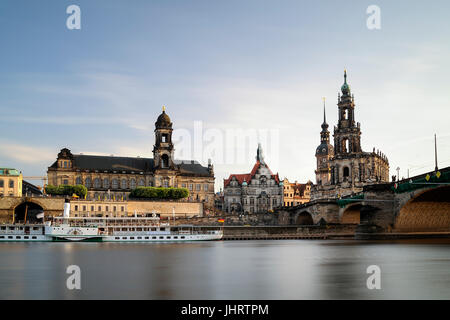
left=0, top=168, right=22, bottom=197
left=68, top=199, right=203, bottom=218
left=283, top=178, right=312, bottom=207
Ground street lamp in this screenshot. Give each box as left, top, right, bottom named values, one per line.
left=396, top=167, right=400, bottom=182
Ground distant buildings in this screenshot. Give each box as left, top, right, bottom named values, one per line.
left=0, top=168, right=22, bottom=197
left=47, top=108, right=215, bottom=208
left=282, top=178, right=312, bottom=206
left=223, top=144, right=283, bottom=214
left=312, top=71, right=390, bottom=199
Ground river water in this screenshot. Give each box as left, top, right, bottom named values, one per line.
left=0, top=239, right=449, bottom=299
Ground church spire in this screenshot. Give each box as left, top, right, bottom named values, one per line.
left=256, top=143, right=265, bottom=164
left=341, top=69, right=351, bottom=95
left=321, top=98, right=329, bottom=134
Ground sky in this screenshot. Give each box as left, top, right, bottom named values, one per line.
left=0, top=0, right=449, bottom=191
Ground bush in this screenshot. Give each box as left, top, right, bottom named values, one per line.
left=44, top=184, right=87, bottom=198
left=129, top=187, right=189, bottom=200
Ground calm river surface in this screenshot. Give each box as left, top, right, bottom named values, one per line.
left=1, top=239, right=450, bottom=299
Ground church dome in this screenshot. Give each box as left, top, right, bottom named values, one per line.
left=341, top=70, right=351, bottom=95
left=316, top=143, right=334, bottom=156
left=155, top=107, right=172, bottom=129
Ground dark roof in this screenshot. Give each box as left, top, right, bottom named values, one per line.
left=50, top=154, right=211, bottom=176
left=73, top=155, right=153, bottom=172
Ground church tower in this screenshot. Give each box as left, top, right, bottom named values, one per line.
left=153, top=106, right=175, bottom=169
left=333, top=70, right=362, bottom=156
left=315, top=98, right=334, bottom=185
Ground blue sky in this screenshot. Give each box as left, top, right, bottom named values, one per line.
left=1, top=0, right=450, bottom=190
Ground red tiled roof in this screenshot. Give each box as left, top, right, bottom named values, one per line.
left=224, top=161, right=280, bottom=187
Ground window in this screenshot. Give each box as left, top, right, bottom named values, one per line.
left=75, top=177, right=82, bottom=185
left=138, top=179, right=145, bottom=187
left=64, top=161, right=67, bottom=168
left=74, top=205, right=78, bottom=211
left=189, top=184, right=193, bottom=191
left=85, top=178, right=91, bottom=188
left=91, top=206, right=94, bottom=212
left=63, top=180, right=68, bottom=185
left=161, top=154, right=169, bottom=168
left=94, top=178, right=101, bottom=188
left=9, top=180, right=14, bottom=188
left=196, top=184, right=201, bottom=191
left=121, top=179, right=127, bottom=189
left=103, top=178, right=109, bottom=189
left=83, top=206, right=86, bottom=211
left=121, top=206, right=124, bottom=212
left=204, top=184, right=209, bottom=191
left=182, top=183, right=186, bottom=188
left=163, top=180, right=169, bottom=188
left=112, top=179, right=119, bottom=189
left=130, top=179, right=136, bottom=189
left=0, top=180, right=3, bottom=188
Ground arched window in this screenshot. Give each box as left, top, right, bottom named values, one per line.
left=121, top=179, right=127, bottom=189
left=112, top=179, right=119, bottom=189
left=94, top=178, right=101, bottom=188
left=138, top=179, right=145, bottom=187
left=148, top=180, right=153, bottom=187
left=103, top=178, right=109, bottom=189
left=75, top=177, right=82, bottom=185
left=161, top=154, right=169, bottom=168
left=130, top=179, right=136, bottom=189
left=85, top=177, right=91, bottom=188
left=343, top=167, right=350, bottom=178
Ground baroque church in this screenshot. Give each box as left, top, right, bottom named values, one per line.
left=223, top=144, right=283, bottom=214
left=47, top=108, right=215, bottom=208
left=312, top=71, right=390, bottom=199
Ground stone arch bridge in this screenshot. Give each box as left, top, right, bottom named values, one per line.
left=0, top=197, right=64, bottom=223
left=276, top=166, right=450, bottom=237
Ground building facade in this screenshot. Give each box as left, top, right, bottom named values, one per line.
left=47, top=108, right=215, bottom=208
left=0, top=168, right=22, bottom=197
left=282, top=178, right=312, bottom=206
left=223, top=144, right=283, bottom=214
left=312, top=71, right=390, bottom=199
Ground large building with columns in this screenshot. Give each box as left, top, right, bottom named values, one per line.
left=47, top=108, right=215, bottom=208
left=312, top=71, right=390, bottom=200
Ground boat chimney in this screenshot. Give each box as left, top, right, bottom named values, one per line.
left=63, top=199, right=71, bottom=218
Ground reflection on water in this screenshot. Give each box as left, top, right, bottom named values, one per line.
left=1, top=239, right=450, bottom=299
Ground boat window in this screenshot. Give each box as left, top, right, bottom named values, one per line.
left=115, top=237, right=120, bottom=240
left=181, top=236, right=185, bottom=239
left=152, top=236, right=156, bottom=239
left=174, top=236, right=178, bottom=239
left=151, top=228, right=156, bottom=231
left=1, top=226, right=5, bottom=230
left=16, top=236, right=21, bottom=239
left=160, top=228, right=165, bottom=231
left=137, top=237, right=142, bottom=240
left=159, top=236, right=164, bottom=239
left=24, top=236, right=29, bottom=239
left=0, top=236, right=4, bottom=239
left=122, top=237, right=127, bottom=240
left=32, top=236, right=37, bottom=239
left=145, top=237, right=149, bottom=239
left=8, top=236, right=13, bottom=239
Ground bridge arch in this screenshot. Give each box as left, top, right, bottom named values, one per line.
left=14, top=201, right=44, bottom=223
left=341, top=204, right=362, bottom=224
left=395, top=185, right=450, bottom=232
left=296, top=211, right=314, bottom=225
